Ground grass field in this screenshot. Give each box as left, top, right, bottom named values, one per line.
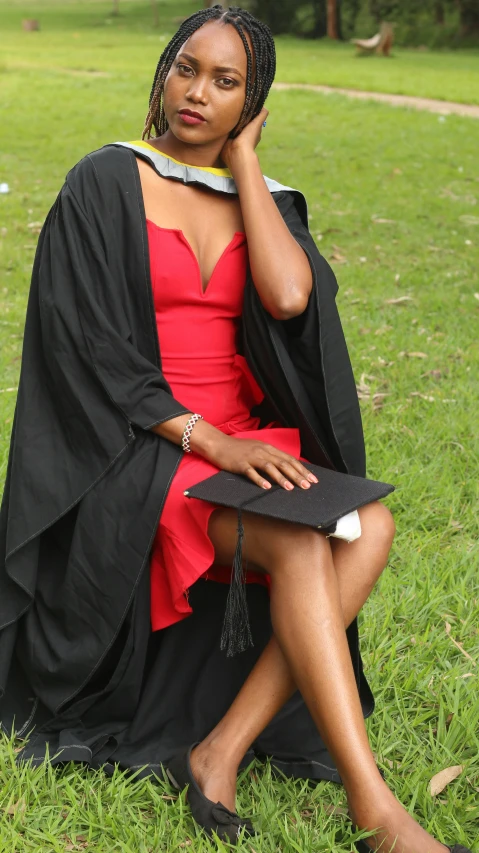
left=1, top=1, right=479, bottom=851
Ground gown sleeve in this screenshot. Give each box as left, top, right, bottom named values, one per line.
left=0, top=169, right=193, bottom=586
left=37, top=182, right=192, bottom=432
left=242, top=189, right=366, bottom=478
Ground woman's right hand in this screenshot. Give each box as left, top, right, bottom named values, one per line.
left=202, top=434, right=318, bottom=491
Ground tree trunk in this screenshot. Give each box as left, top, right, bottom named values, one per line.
left=111, top=0, right=119, bottom=16
left=151, top=0, right=159, bottom=27
left=327, top=0, right=338, bottom=38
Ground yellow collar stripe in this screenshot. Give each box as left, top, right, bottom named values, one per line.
left=129, top=140, right=233, bottom=178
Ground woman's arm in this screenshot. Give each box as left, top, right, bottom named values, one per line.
left=222, top=109, right=312, bottom=322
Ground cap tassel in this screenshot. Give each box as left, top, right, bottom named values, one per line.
left=220, top=507, right=254, bottom=657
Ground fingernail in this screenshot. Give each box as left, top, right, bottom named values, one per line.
left=285, top=482, right=294, bottom=490
left=301, top=480, right=310, bottom=488
left=308, top=474, right=318, bottom=483
left=263, top=482, right=271, bottom=488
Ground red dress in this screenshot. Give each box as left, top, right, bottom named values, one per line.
left=147, top=220, right=308, bottom=632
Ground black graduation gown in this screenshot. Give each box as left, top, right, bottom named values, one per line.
left=0, top=142, right=373, bottom=782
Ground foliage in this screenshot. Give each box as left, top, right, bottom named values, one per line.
left=250, top=0, right=479, bottom=46
left=249, top=0, right=299, bottom=35
left=458, top=0, right=479, bottom=35
left=1, top=2, right=479, bottom=850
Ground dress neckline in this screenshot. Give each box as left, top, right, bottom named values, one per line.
left=146, top=218, right=246, bottom=298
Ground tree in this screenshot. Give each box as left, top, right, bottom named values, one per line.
left=310, top=0, right=342, bottom=39
left=327, top=0, right=339, bottom=37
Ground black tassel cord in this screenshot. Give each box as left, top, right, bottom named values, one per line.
left=220, top=506, right=254, bottom=657
left=220, top=487, right=276, bottom=657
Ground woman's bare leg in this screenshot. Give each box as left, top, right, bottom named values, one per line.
left=192, top=501, right=392, bottom=804
left=186, top=502, right=447, bottom=853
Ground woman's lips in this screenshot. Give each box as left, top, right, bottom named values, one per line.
left=178, top=110, right=206, bottom=125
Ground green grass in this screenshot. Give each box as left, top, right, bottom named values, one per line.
left=1, top=0, right=479, bottom=104
left=1, top=2, right=479, bottom=851
left=275, top=39, right=479, bottom=105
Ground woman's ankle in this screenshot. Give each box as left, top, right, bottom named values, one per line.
left=190, top=739, right=239, bottom=812
left=197, top=728, right=247, bottom=771
left=346, top=773, right=396, bottom=826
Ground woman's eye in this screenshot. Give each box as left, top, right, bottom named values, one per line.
left=219, top=77, right=236, bottom=88
left=177, top=64, right=193, bottom=75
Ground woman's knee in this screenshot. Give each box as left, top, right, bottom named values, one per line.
left=360, top=501, right=396, bottom=553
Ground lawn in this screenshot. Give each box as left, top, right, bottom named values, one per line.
left=1, top=1, right=479, bottom=851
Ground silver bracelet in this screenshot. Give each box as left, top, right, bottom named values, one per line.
left=181, top=413, right=203, bottom=453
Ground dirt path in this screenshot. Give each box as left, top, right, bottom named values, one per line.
left=272, top=82, right=479, bottom=119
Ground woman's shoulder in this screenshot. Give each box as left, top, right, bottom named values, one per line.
left=57, top=143, right=138, bottom=219
left=65, top=142, right=133, bottom=190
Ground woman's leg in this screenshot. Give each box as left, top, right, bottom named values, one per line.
left=188, top=501, right=446, bottom=853
left=192, top=501, right=392, bottom=805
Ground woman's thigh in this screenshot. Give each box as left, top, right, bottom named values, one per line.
left=207, top=506, right=326, bottom=576
left=208, top=500, right=395, bottom=577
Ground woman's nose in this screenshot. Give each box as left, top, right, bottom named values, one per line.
left=186, top=77, right=208, bottom=104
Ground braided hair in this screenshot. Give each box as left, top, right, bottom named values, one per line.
left=142, top=5, right=276, bottom=141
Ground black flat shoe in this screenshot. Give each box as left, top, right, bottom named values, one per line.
left=448, top=847, right=473, bottom=853
left=166, top=742, right=256, bottom=844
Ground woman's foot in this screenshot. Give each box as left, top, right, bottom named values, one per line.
left=167, top=743, right=255, bottom=843
left=349, top=785, right=450, bottom=853
left=189, top=739, right=239, bottom=812
left=187, top=744, right=460, bottom=853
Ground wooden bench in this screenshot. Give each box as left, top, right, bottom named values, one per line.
left=351, top=22, right=394, bottom=57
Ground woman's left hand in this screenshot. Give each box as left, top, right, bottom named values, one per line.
left=220, top=107, right=269, bottom=173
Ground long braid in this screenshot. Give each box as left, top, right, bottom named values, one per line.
left=142, top=4, right=276, bottom=140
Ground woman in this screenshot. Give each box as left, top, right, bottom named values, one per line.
left=0, top=5, right=471, bottom=853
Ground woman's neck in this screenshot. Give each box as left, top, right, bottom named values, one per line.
left=146, top=131, right=227, bottom=171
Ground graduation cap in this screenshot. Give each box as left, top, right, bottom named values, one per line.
left=184, top=463, right=394, bottom=657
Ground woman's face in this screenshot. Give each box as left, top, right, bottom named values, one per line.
left=162, top=20, right=253, bottom=144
